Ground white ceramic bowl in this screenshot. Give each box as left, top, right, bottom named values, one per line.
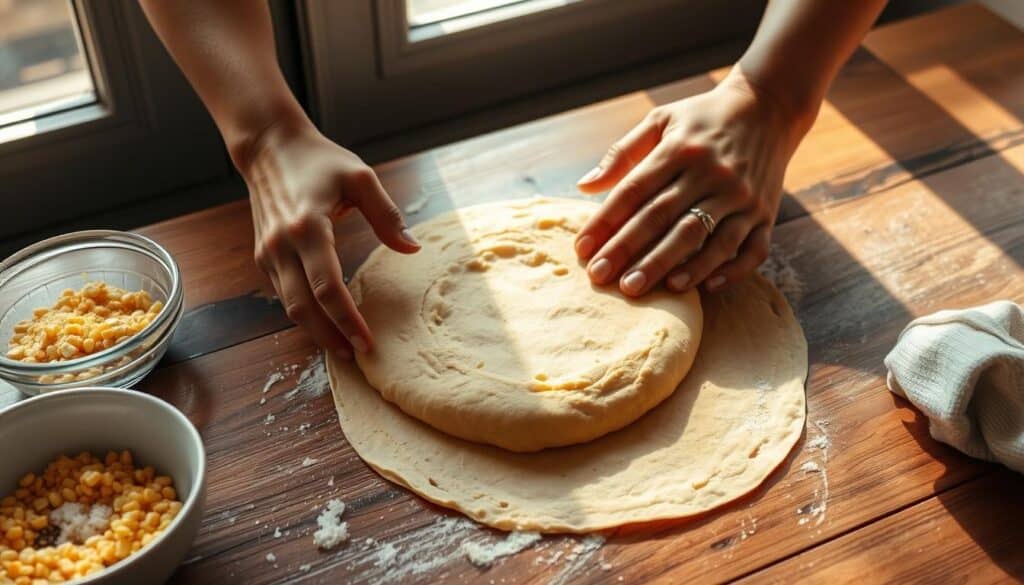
left=0, top=387, right=206, bottom=584
left=0, top=230, right=184, bottom=395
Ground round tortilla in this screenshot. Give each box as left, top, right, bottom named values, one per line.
left=330, top=274, right=807, bottom=533
left=351, top=198, right=702, bottom=452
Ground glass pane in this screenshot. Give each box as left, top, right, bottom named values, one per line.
left=406, top=0, right=529, bottom=27
left=0, top=0, right=96, bottom=124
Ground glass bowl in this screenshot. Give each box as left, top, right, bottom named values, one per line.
left=0, top=230, right=183, bottom=395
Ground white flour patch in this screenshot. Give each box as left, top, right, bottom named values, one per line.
left=807, top=435, right=830, bottom=451
left=358, top=516, right=478, bottom=583
left=759, top=248, right=805, bottom=306
left=262, top=371, right=285, bottom=394
left=373, top=543, right=400, bottom=569
left=313, top=499, right=349, bottom=550
left=264, top=413, right=275, bottom=425
left=549, top=535, right=605, bottom=585
left=302, top=457, right=319, bottom=467
left=265, top=552, right=276, bottom=564
left=800, top=461, right=821, bottom=473
left=799, top=420, right=831, bottom=527
left=461, top=531, right=541, bottom=567
left=285, top=354, right=330, bottom=401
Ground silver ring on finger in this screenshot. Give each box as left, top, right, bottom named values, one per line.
left=688, top=206, right=716, bottom=235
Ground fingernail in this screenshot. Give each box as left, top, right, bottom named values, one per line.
left=589, top=258, right=612, bottom=282
left=350, top=335, right=369, bottom=354
left=668, top=272, right=691, bottom=291
left=576, top=235, right=596, bottom=258
left=577, top=166, right=603, bottom=185
left=707, top=276, right=726, bottom=291
left=400, top=228, right=420, bottom=247
left=622, top=271, right=647, bottom=295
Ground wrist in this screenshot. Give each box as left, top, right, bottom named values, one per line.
left=727, top=64, right=818, bottom=143
left=225, top=101, right=316, bottom=177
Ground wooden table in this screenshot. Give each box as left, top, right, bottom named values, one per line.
left=3, top=4, right=1024, bottom=583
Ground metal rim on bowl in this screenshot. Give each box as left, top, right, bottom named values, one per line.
left=0, top=230, right=183, bottom=373
left=0, top=387, right=206, bottom=582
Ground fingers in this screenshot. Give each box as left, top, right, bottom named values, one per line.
left=665, top=216, right=759, bottom=294
left=290, top=215, right=375, bottom=353
left=704, top=224, right=772, bottom=290
left=345, top=168, right=421, bottom=254
left=576, top=114, right=663, bottom=194
left=619, top=191, right=746, bottom=296
left=583, top=172, right=704, bottom=286
left=273, top=252, right=354, bottom=360
left=575, top=141, right=699, bottom=261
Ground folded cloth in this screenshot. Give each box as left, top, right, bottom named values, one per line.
left=885, top=300, right=1024, bottom=473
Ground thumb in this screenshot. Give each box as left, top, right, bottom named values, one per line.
left=577, top=115, right=661, bottom=194
left=348, top=169, right=420, bottom=254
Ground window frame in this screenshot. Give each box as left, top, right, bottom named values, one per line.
left=0, top=0, right=230, bottom=241
left=299, top=0, right=763, bottom=147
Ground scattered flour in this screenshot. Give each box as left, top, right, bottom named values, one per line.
left=799, top=421, right=832, bottom=527
left=549, top=535, right=605, bottom=585
left=332, top=516, right=478, bottom=583
left=800, top=461, right=821, bottom=473
left=313, top=499, right=349, bottom=549
left=50, top=503, right=112, bottom=544
left=807, top=435, right=830, bottom=450
left=302, top=457, right=319, bottom=467
left=299, top=563, right=311, bottom=572
left=265, top=552, right=277, bottom=563
left=461, top=531, right=541, bottom=568
left=285, top=354, right=330, bottom=401
left=759, top=248, right=805, bottom=305
left=298, top=423, right=312, bottom=433
left=264, top=413, right=276, bottom=425
left=327, top=476, right=335, bottom=488
left=262, top=371, right=285, bottom=394
left=373, top=543, right=400, bottom=569
left=274, top=527, right=282, bottom=538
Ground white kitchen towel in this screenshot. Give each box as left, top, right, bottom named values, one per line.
left=884, top=300, right=1024, bottom=473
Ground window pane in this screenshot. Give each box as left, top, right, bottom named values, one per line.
left=0, top=0, right=96, bottom=124
left=407, top=0, right=529, bottom=27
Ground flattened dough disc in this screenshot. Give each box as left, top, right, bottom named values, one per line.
left=329, top=274, right=807, bottom=533
left=351, top=198, right=702, bottom=452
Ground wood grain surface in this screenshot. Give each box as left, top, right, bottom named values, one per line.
left=2, top=4, right=1023, bottom=583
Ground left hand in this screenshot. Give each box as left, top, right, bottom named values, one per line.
left=574, top=68, right=807, bottom=296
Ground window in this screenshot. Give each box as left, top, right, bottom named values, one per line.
left=405, top=0, right=573, bottom=39
left=301, top=0, right=763, bottom=149
left=0, top=0, right=95, bottom=126
left=0, top=1, right=228, bottom=241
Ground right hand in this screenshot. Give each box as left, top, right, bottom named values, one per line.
left=236, top=120, right=420, bottom=359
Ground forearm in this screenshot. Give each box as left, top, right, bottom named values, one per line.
left=139, top=0, right=310, bottom=170
left=738, top=0, right=888, bottom=131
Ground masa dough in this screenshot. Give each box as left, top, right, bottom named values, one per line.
left=351, top=198, right=703, bottom=452
left=330, top=274, right=807, bottom=533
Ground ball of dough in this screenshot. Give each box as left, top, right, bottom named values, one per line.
left=351, top=198, right=702, bottom=452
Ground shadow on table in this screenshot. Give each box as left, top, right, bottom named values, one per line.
left=891, top=392, right=1024, bottom=579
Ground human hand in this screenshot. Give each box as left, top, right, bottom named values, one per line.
left=239, top=120, right=420, bottom=359
left=574, top=68, right=808, bottom=296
